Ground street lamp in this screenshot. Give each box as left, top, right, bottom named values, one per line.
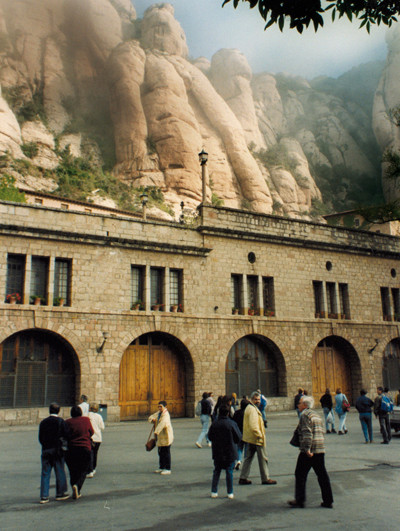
left=140, top=191, right=148, bottom=220
left=198, top=149, right=208, bottom=204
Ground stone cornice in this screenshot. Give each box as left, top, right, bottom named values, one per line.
left=0, top=223, right=211, bottom=257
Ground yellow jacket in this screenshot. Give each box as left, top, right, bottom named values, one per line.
left=148, top=409, right=174, bottom=447
left=242, top=402, right=265, bottom=446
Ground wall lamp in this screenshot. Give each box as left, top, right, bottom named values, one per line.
left=368, top=338, right=379, bottom=354
left=97, top=331, right=110, bottom=353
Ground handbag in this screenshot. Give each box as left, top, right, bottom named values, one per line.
left=290, top=427, right=300, bottom=447
left=145, top=425, right=156, bottom=452
left=342, top=397, right=350, bottom=413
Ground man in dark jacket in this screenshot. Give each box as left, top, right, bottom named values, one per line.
left=195, top=392, right=212, bottom=448
left=38, top=403, right=70, bottom=504
left=355, top=389, right=374, bottom=443
left=319, top=388, right=336, bottom=434
left=208, top=405, right=242, bottom=499
left=374, top=386, right=392, bottom=444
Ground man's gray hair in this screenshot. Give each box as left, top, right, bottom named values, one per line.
left=250, top=391, right=260, bottom=399
left=301, top=395, right=314, bottom=409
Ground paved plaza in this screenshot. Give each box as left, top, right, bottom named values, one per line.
left=1, top=410, right=399, bottom=530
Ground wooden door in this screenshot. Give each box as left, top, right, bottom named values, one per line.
left=312, top=345, right=352, bottom=404
left=119, top=342, right=186, bottom=420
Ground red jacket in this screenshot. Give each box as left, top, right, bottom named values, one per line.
left=66, top=416, right=94, bottom=451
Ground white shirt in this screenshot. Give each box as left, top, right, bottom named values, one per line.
left=79, top=401, right=89, bottom=416
left=88, top=411, right=105, bottom=442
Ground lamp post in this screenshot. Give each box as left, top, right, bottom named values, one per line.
left=198, top=149, right=208, bottom=204
left=140, top=191, right=148, bottom=220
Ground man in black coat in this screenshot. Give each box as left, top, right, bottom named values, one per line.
left=38, top=403, right=70, bottom=504
left=208, top=405, right=242, bottom=499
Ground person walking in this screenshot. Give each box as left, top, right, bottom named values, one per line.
left=78, top=395, right=89, bottom=416
left=65, top=405, right=94, bottom=500
left=287, top=395, right=334, bottom=509
left=149, top=400, right=174, bottom=475
left=195, top=392, right=212, bottom=448
left=208, top=405, right=242, bottom=499
left=87, top=403, right=105, bottom=477
left=334, top=388, right=348, bottom=434
left=320, top=388, right=336, bottom=433
left=232, top=398, right=250, bottom=470
left=374, top=386, right=392, bottom=444
left=257, top=388, right=268, bottom=426
left=294, top=388, right=304, bottom=418
left=238, top=391, right=277, bottom=486
left=38, top=403, right=70, bottom=504
left=355, top=389, right=374, bottom=443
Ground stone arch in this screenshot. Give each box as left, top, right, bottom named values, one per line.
left=0, top=327, right=80, bottom=408
left=312, top=335, right=361, bottom=404
left=225, top=333, right=287, bottom=398
left=118, top=328, right=195, bottom=420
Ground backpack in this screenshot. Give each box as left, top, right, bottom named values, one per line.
left=380, top=394, right=394, bottom=413
left=195, top=400, right=202, bottom=416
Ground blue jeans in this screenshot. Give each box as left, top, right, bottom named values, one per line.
left=237, top=440, right=244, bottom=464
left=323, top=408, right=335, bottom=431
left=337, top=412, right=347, bottom=432
left=211, top=461, right=235, bottom=495
left=359, top=412, right=373, bottom=442
left=196, top=414, right=210, bottom=445
left=40, top=448, right=67, bottom=499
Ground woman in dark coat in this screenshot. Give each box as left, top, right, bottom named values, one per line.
left=65, top=405, right=94, bottom=500
left=208, top=405, right=242, bottom=499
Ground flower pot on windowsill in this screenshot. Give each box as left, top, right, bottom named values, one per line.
left=264, top=310, right=275, bottom=317
left=53, top=297, right=65, bottom=306
left=328, top=313, right=338, bottom=319
left=9, top=296, right=16, bottom=304
left=248, top=309, right=255, bottom=316
left=232, top=308, right=239, bottom=315
left=170, top=305, right=178, bottom=312
left=151, top=304, right=160, bottom=311
left=34, top=297, right=41, bottom=306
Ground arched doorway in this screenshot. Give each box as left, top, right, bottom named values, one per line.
left=0, top=329, right=78, bottom=408
left=382, top=339, right=400, bottom=390
left=226, top=335, right=286, bottom=398
left=119, top=332, right=191, bottom=420
left=312, top=336, right=360, bottom=403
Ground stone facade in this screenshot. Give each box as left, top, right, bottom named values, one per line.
left=1, top=201, right=400, bottom=425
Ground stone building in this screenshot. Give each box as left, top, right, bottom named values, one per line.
left=1, top=200, right=400, bottom=425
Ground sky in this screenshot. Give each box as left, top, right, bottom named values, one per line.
left=132, top=0, right=390, bottom=79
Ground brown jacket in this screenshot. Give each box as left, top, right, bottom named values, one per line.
left=242, top=402, right=265, bottom=446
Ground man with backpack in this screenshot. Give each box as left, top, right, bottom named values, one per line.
left=374, top=386, right=393, bottom=444
left=195, top=392, right=212, bottom=448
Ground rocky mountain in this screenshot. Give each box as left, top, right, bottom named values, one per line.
left=0, top=0, right=393, bottom=219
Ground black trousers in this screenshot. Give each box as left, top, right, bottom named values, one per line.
left=295, top=452, right=333, bottom=505
left=158, top=445, right=171, bottom=470
left=378, top=414, right=391, bottom=443
left=65, top=447, right=91, bottom=493
left=89, top=442, right=101, bottom=472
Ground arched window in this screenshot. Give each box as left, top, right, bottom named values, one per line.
left=383, top=339, right=400, bottom=390
left=0, top=330, right=77, bottom=408
left=226, top=336, right=279, bottom=398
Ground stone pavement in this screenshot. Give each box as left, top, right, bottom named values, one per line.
left=1, top=410, right=399, bottom=530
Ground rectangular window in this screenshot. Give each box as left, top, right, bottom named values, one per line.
left=131, top=266, right=145, bottom=309
left=247, top=276, right=258, bottom=313
left=326, top=282, right=338, bottom=318
left=381, top=287, right=391, bottom=321
left=30, top=256, right=49, bottom=304
left=169, top=269, right=182, bottom=309
left=262, top=277, right=275, bottom=316
left=231, top=274, right=242, bottom=313
left=313, top=281, right=323, bottom=317
left=339, top=283, right=351, bottom=319
left=54, top=259, right=71, bottom=305
left=150, top=268, right=164, bottom=308
left=5, top=254, right=25, bottom=303
left=392, top=288, right=400, bottom=321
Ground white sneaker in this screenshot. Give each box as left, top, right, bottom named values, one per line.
left=154, top=469, right=162, bottom=473
left=160, top=469, right=171, bottom=475
left=228, top=493, right=234, bottom=499
left=211, top=492, right=218, bottom=498
left=195, top=442, right=202, bottom=448
left=208, top=442, right=212, bottom=447
left=86, top=472, right=94, bottom=478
